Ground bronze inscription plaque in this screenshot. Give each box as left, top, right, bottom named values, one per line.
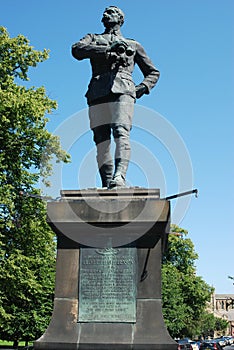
left=78, top=247, right=137, bottom=322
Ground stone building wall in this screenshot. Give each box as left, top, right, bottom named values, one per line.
left=211, top=294, right=234, bottom=336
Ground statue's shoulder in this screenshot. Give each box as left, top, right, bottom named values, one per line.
left=125, top=37, right=136, bottom=42
left=80, top=32, right=105, bottom=38
left=79, top=33, right=104, bottom=43
left=92, top=33, right=106, bottom=39
left=125, top=38, right=140, bottom=46
left=92, top=33, right=110, bottom=46
left=78, top=33, right=95, bottom=42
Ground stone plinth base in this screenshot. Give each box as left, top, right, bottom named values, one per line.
left=34, top=188, right=177, bottom=350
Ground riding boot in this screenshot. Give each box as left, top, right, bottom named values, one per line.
left=108, top=158, right=129, bottom=188
left=99, top=163, right=113, bottom=188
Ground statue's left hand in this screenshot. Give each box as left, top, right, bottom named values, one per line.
left=135, top=84, right=148, bottom=98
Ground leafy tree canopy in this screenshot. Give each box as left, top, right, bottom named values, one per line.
left=162, top=224, right=226, bottom=338
left=0, top=27, right=70, bottom=345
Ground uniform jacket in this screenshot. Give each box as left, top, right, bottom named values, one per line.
left=72, top=31, right=160, bottom=104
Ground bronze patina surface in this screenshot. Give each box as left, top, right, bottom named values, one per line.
left=78, top=247, right=137, bottom=322
left=72, top=6, right=159, bottom=189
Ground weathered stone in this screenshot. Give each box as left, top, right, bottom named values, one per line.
left=47, top=188, right=170, bottom=249
left=34, top=189, right=177, bottom=350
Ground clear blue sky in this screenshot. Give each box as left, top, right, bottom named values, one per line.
left=2, top=0, right=233, bottom=293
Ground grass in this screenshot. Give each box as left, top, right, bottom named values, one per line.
left=0, top=340, right=33, bottom=347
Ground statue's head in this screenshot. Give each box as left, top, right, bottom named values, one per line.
left=101, top=6, right=125, bottom=28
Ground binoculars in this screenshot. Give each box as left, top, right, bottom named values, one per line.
left=111, top=41, right=134, bottom=56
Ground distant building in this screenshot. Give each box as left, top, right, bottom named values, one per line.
left=209, top=294, right=234, bottom=336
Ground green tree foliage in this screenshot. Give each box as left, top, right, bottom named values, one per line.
left=162, top=225, right=215, bottom=338
left=196, top=313, right=216, bottom=338
left=0, top=27, right=70, bottom=345
left=214, top=317, right=229, bottom=335
left=194, top=313, right=229, bottom=338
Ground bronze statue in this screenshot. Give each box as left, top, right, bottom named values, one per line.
left=72, top=6, right=160, bottom=188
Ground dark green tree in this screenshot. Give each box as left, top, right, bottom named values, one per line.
left=214, top=317, right=229, bottom=335
left=194, top=313, right=229, bottom=338
left=196, top=313, right=216, bottom=338
left=162, top=225, right=214, bottom=338
left=0, top=27, right=70, bottom=346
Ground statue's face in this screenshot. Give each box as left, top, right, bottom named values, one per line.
left=102, top=7, right=121, bottom=27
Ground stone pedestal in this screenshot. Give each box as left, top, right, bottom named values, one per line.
left=34, top=188, right=177, bottom=350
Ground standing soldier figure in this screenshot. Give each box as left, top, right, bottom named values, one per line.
left=72, top=6, right=160, bottom=188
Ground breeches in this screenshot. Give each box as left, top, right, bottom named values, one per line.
left=88, top=94, right=134, bottom=168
